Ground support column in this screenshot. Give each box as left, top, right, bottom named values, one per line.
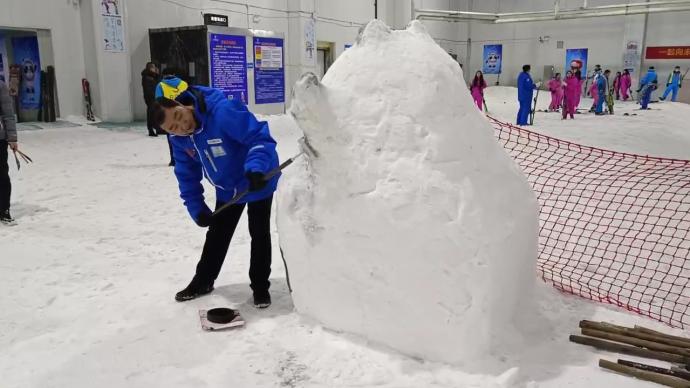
left=83, top=0, right=133, bottom=122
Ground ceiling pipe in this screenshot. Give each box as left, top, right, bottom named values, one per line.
left=414, top=0, right=690, bottom=24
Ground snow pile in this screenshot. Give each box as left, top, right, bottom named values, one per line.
left=276, top=20, right=540, bottom=366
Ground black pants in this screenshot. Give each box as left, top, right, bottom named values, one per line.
left=145, top=102, right=156, bottom=136
left=0, top=141, right=10, bottom=213
left=192, top=195, right=273, bottom=293
left=166, top=135, right=175, bottom=165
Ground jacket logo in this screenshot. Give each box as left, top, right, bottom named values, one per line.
left=207, top=138, right=223, bottom=145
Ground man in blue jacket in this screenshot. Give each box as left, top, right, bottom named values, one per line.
left=637, top=66, right=658, bottom=110
left=516, top=65, right=540, bottom=125
left=151, top=77, right=279, bottom=307
left=660, top=66, right=683, bottom=102
left=594, top=69, right=607, bottom=115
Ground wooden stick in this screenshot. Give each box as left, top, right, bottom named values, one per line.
left=673, top=367, right=690, bottom=375
left=634, top=325, right=690, bottom=348
left=580, top=320, right=690, bottom=349
left=569, top=335, right=690, bottom=363
left=582, top=328, right=690, bottom=357
left=618, top=359, right=690, bottom=381
left=599, top=359, right=690, bottom=387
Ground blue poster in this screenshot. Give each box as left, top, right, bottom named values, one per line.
left=11, top=36, right=41, bottom=109
left=253, top=37, right=284, bottom=104
left=209, top=33, right=247, bottom=104
left=482, top=44, right=502, bottom=74
left=565, top=48, right=588, bottom=78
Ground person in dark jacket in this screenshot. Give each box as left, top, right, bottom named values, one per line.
left=0, top=81, right=18, bottom=225
left=150, top=76, right=279, bottom=308
left=141, top=62, right=160, bottom=137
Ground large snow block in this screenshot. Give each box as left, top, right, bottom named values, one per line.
left=277, top=20, right=540, bottom=366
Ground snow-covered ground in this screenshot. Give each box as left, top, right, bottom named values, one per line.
left=1, top=102, right=689, bottom=387
left=484, top=86, right=690, bottom=160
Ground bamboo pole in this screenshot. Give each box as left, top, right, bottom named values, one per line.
left=618, top=359, right=690, bottom=381
left=580, top=320, right=690, bottom=349
left=570, top=335, right=690, bottom=363
left=634, top=325, right=690, bottom=348
left=581, top=328, right=690, bottom=357
left=599, top=359, right=690, bottom=388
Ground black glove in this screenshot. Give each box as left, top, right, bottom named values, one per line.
left=246, top=172, right=267, bottom=192
left=195, top=210, right=213, bottom=228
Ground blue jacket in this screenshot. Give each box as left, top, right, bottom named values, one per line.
left=167, top=85, right=280, bottom=221
left=517, top=72, right=535, bottom=101
left=666, top=72, right=682, bottom=87
left=596, top=73, right=606, bottom=94
left=640, top=69, right=658, bottom=87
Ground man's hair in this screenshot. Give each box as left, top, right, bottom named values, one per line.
left=522, top=64, right=531, bottom=72
left=604, top=69, right=611, bottom=74
left=649, top=66, right=655, bottom=70
left=149, top=97, right=180, bottom=131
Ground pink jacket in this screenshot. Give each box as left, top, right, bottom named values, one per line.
left=620, top=74, right=631, bottom=91
left=563, top=77, right=580, bottom=105
left=548, top=79, right=561, bottom=93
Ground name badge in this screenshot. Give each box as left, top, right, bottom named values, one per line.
left=211, top=146, right=226, bottom=157
left=207, top=138, right=223, bottom=145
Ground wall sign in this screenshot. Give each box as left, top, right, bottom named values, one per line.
left=11, top=36, right=41, bottom=109
left=482, top=44, right=502, bottom=74
left=204, top=14, right=229, bottom=27
left=101, top=0, right=125, bottom=52
left=565, top=48, right=588, bottom=78
left=209, top=33, right=247, bottom=104
left=253, top=36, right=284, bottom=104
left=645, top=46, right=690, bottom=59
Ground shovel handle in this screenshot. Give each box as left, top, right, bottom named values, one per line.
left=211, top=152, right=303, bottom=218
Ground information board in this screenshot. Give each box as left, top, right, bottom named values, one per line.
left=209, top=33, right=248, bottom=103
left=253, top=36, right=285, bottom=104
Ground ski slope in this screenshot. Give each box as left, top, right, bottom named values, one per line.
left=1, top=104, right=689, bottom=386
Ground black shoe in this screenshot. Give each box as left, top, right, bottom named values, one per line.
left=0, top=210, right=16, bottom=226
left=659, top=97, right=665, bottom=101
left=175, top=283, right=214, bottom=302
left=253, top=290, right=271, bottom=309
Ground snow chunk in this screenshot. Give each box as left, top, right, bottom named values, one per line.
left=277, top=20, right=540, bottom=366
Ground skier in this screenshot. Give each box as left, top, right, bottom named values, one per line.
left=470, top=70, right=487, bottom=111
left=613, top=71, right=622, bottom=100
left=141, top=62, right=160, bottom=137
left=562, top=70, right=579, bottom=120
left=592, top=72, right=608, bottom=116
left=573, top=68, right=583, bottom=110
left=0, top=80, right=17, bottom=225
left=516, top=64, right=540, bottom=125
left=589, top=68, right=601, bottom=112
left=620, top=69, right=632, bottom=101
left=660, top=66, right=683, bottom=102
left=603, top=69, right=614, bottom=114
left=637, top=66, right=658, bottom=110
left=548, top=73, right=564, bottom=112
left=150, top=76, right=280, bottom=308
left=587, top=64, right=602, bottom=111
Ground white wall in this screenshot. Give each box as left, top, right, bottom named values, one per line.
left=644, top=11, right=690, bottom=80
left=412, top=0, right=690, bottom=87
left=0, top=0, right=86, bottom=119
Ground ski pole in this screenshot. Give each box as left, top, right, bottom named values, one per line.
left=12, top=149, right=33, bottom=170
